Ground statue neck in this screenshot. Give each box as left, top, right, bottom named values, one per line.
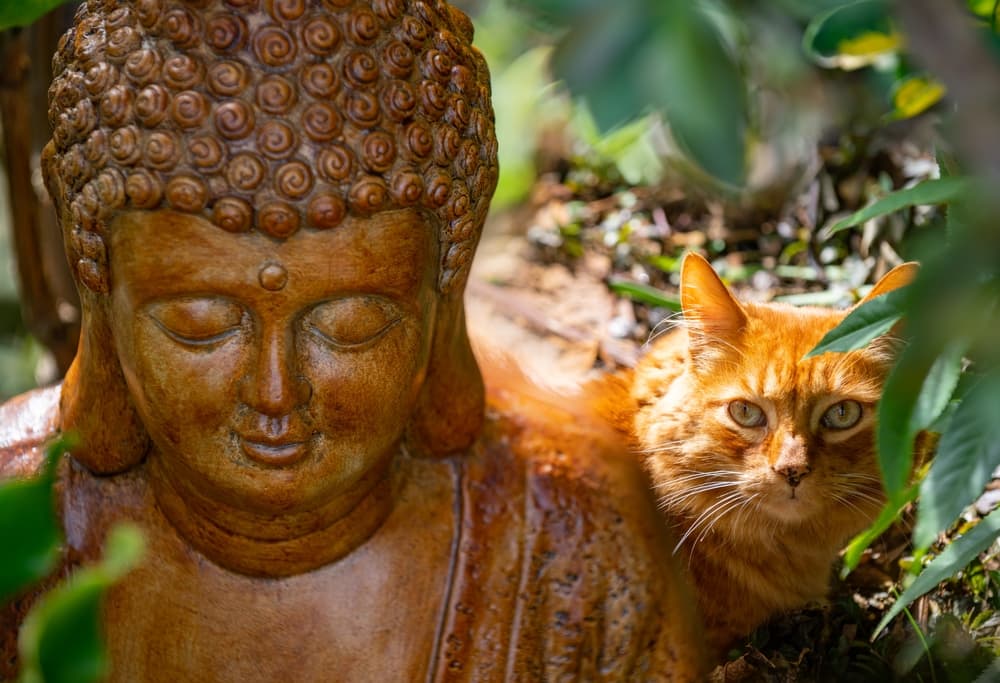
left=148, top=451, right=396, bottom=577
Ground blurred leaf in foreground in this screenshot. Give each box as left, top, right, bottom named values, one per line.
left=0, top=0, right=70, bottom=30
left=807, top=288, right=909, bottom=357
left=18, top=525, right=145, bottom=683
left=488, top=46, right=558, bottom=209
left=914, top=371, right=1000, bottom=550
left=877, top=341, right=944, bottom=503
left=842, top=483, right=919, bottom=575
left=544, top=0, right=747, bottom=186
left=0, top=438, right=72, bottom=602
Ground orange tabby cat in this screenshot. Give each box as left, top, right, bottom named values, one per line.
left=592, top=253, right=918, bottom=655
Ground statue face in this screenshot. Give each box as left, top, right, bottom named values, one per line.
left=107, top=209, right=438, bottom=514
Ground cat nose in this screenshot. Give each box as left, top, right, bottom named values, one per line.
left=772, top=435, right=811, bottom=487
left=775, top=462, right=811, bottom=487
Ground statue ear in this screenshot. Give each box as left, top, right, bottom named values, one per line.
left=680, top=252, right=747, bottom=365
left=406, top=291, right=484, bottom=458
left=60, top=296, right=149, bottom=474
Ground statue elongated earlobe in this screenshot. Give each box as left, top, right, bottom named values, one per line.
left=406, top=291, right=484, bottom=458
left=60, top=298, right=149, bottom=474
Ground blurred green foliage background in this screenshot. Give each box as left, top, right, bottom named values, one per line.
left=0, top=163, right=46, bottom=401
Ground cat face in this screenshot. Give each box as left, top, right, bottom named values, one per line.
left=636, top=255, right=917, bottom=547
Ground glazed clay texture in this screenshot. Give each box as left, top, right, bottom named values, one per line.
left=0, top=0, right=707, bottom=680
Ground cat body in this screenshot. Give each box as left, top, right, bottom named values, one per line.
left=592, top=254, right=917, bottom=654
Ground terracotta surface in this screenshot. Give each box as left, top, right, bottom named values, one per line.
left=1, top=1, right=707, bottom=680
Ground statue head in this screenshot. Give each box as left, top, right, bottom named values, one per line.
left=43, top=0, right=498, bottom=509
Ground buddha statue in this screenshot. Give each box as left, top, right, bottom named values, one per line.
left=0, top=0, right=706, bottom=680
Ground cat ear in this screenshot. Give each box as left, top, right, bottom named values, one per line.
left=680, top=253, right=747, bottom=357
left=856, top=262, right=919, bottom=305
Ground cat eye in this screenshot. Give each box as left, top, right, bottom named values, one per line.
left=821, top=400, right=862, bottom=430
left=305, top=297, right=402, bottom=350
left=148, top=298, right=243, bottom=346
left=728, top=400, right=767, bottom=428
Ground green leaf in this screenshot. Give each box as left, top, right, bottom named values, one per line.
left=550, top=0, right=652, bottom=132
left=0, top=0, right=71, bottom=30
left=877, top=342, right=939, bottom=501
left=548, top=1, right=746, bottom=185
left=968, top=0, right=1000, bottom=23
left=825, top=177, right=970, bottom=236
left=608, top=279, right=681, bottom=311
left=490, top=47, right=556, bottom=209
left=646, top=4, right=746, bottom=186
left=889, top=75, right=946, bottom=120
left=18, top=525, right=145, bottom=683
left=842, top=484, right=919, bottom=575
left=910, top=340, right=968, bottom=440
left=874, top=507, right=1000, bottom=636
left=803, top=0, right=898, bottom=70
left=914, top=372, right=1000, bottom=549
left=806, top=288, right=909, bottom=357
left=0, top=439, right=68, bottom=602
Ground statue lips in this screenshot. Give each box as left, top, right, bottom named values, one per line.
left=237, top=431, right=310, bottom=467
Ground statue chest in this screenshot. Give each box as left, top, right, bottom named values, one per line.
left=100, top=546, right=453, bottom=682
left=59, top=461, right=459, bottom=682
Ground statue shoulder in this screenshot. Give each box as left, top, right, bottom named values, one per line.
left=0, top=384, right=62, bottom=479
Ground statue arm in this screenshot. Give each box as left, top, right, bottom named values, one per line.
left=0, top=384, right=61, bottom=480
left=438, top=403, right=707, bottom=681
left=519, top=441, right=709, bottom=682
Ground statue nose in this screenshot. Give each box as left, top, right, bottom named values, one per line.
left=772, top=434, right=811, bottom=487
left=242, top=330, right=310, bottom=416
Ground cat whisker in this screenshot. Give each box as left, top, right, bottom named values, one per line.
left=827, top=491, right=870, bottom=519
left=657, top=480, right=739, bottom=496
left=686, top=328, right=748, bottom=360
left=675, top=467, right=745, bottom=475
left=835, top=473, right=883, bottom=485
left=657, top=470, right=744, bottom=485
left=657, top=480, right=741, bottom=506
left=645, top=312, right=685, bottom=346
left=636, top=441, right=688, bottom=455
left=672, top=491, right=746, bottom=555
left=732, top=494, right=760, bottom=530
left=693, top=495, right=755, bottom=550
left=829, top=481, right=884, bottom=504
left=672, top=492, right=746, bottom=549
left=826, top=486, right=884, bottom=516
